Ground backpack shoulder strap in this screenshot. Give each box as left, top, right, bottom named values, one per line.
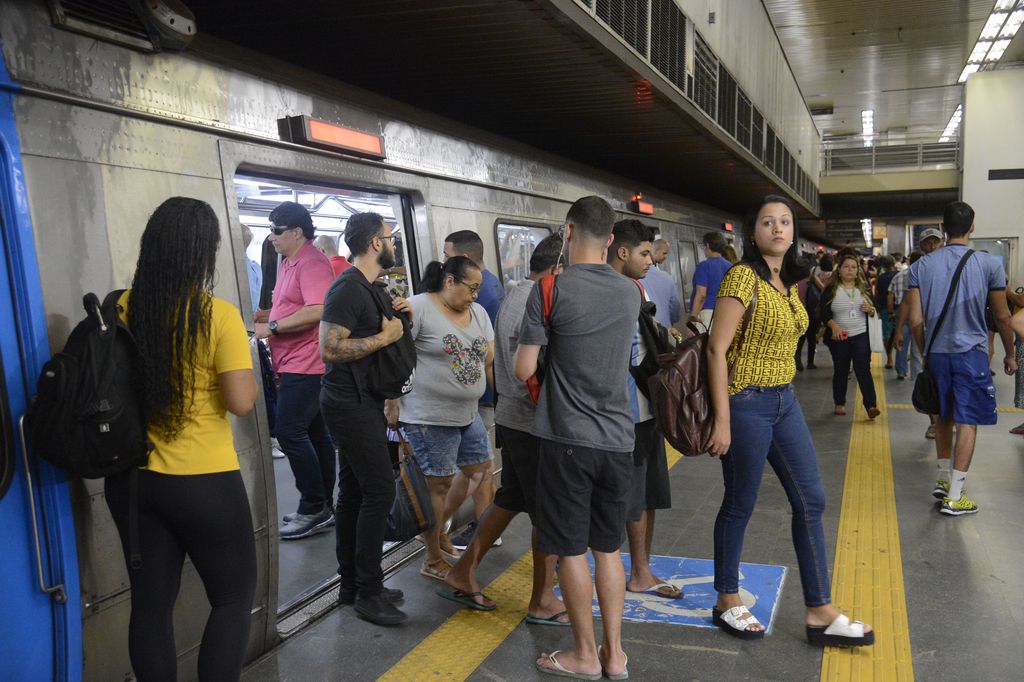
left=539, top=274, right=558, bottom=326
left=629, top=277, right=647, bottom=301
left=924, top=249, right=974, bottom=356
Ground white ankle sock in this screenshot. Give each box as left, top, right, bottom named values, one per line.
left=948, top=469, right=968, bottom=500
left=936, top=459, right=951, bottom=481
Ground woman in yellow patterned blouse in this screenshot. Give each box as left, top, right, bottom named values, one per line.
left=705, top=195, right=874, bottom=648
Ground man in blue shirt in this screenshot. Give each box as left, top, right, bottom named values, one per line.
left=642, top=238, right=681, bottom=329
left=241, top=224, right=263, bottom=314
left=443, top=230, right=505, bottom=548
left=689, top=231, right=733, bottom=329
left=905, top=201, right=1016, bottom=516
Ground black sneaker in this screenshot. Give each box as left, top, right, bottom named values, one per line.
left=354, top=593, right=408, bottom=626
left=339, top=586, right=404, bottom=606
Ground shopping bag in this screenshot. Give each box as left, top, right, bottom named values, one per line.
left=384, top=434, right=436, bottom=542
left=868, top=314, right=884, bottom=353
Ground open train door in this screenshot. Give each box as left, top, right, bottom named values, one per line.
left=0, top=58, right=82, bottom=681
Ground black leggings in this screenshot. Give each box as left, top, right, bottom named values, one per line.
left=105, top=469, right=257, bottom=682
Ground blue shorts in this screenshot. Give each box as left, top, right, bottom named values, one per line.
left=930, top=350, right=997, bottom=426
left=403, top=414, right=494, bottom=477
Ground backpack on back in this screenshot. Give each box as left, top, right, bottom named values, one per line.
left=526, top=274, right=558, bottom=404
left=648, top=268, right=758, bottom=456
left=29, top=290, right=151, bottom=478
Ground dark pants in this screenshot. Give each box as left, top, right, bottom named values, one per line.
left=277, top=373, right=336, bottom=515
left=321, top=400, right=396, bottom=598
left=105, top=470, right=257, bottom=682
left=713, top=385, right=830, bottom=606
left=796, top=315, right=819, bottom=365
left=828, top=332, right=877, bottom=408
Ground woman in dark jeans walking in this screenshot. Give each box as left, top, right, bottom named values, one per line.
left=706, top=195, right=873, bottom=647
left=105, top=197, right=259, bottom=681
left=819, top=253, right=881, bottom=418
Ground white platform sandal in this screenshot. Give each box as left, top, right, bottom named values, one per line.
left=806, top=614, right=875, bottom=647
left=712, top=605, right=766, bottom=640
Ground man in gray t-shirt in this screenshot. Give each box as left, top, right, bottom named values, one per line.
left=514, top=196, right=636, bottom=680
left=441, top=235, right=570, bottom=620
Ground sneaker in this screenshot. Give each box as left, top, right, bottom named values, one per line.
left=339, top=586, right=404, bottom=606
left=283, top=509, right=336, bottom=525
left=867, top=407, right=881, bottom=419
left=931, top=479, right=950, bottom=500
left=271, top=437, right=286, bottom=460
left=940, top=494, right=979, bottom=516
left=925, top=425, right=936, bottom=440
left=280, top=508, right=334, bottom=540
left=450, top=521, right=502, bottom=551
left=354, top=593, right=408, bottom=626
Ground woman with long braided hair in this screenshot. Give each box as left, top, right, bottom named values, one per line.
left=104, top=197, right=259, bottom=681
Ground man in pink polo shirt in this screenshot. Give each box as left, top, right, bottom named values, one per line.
left=255, top=201, right=337, bottom=540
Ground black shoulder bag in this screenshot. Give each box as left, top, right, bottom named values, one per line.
left=912, top=250, right=974, bottom=414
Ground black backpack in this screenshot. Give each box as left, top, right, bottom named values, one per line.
left=342, top=271, right=416, bottom=399
left=29, top=291, right=151, bottom=478
left=629, top=279, right=676, bottom=400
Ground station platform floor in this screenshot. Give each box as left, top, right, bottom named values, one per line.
left=243, top=347, right=1024, bottom=681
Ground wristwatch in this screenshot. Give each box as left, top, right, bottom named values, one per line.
left=268, top=320, right=279, bottom=335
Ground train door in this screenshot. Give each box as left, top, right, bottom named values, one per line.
left=0, top=73, right=81, bottom=680
left=232, top=174, right=418, bottom=622
left=677, top=239, right=700, bottom=317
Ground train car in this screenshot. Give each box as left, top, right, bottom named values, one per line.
left=0, top=2, right=743, bottom=679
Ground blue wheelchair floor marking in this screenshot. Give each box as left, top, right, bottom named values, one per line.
left=554, top=554, right=787, bottom=633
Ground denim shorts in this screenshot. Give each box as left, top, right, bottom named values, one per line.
left=930, top=349, right=997, bottom=426
left=402, top=414, right=494, bottom=477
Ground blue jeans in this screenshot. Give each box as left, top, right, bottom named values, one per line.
left=894, top=322, right=923, bottom=380
left=828, top=332, right=877, bottom=409
left=277, top=373, right=336, bottom=515
left=713, top=385, right=831, bottom=607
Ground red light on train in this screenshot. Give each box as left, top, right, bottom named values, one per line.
left=722, top=222, right=733, bottom=232
left=278, top=115, right=386, bottom=159
left=629, top=194, right=654, bottom=215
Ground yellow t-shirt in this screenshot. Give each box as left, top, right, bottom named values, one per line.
left=118, top=292, right=253, bottom=475
left=718, top=265, right=809, bottom=395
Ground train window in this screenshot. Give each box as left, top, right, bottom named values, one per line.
left=233, top=173, right=415, bottom=612
left=495, top=222, right=553, bottom=288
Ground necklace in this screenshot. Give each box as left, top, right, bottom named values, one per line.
left=841, top=284, right=857, bottom=301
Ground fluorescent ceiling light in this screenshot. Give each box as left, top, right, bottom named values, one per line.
left=994, top=0, right=1015, bottom=10
left=981, top=12, right=1009, bottom=39
left=939, top=104, right=963, bottom=142
left=1002, top=8, right=1024, bottom=37
left=969, top=40, right=993, bottom=62
left=959, top=63, right=980, bottom=83
left=985, top=38, right=1012, bottom=61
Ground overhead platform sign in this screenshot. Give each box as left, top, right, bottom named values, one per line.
left=278, top=115, right=386, bottom=160
left=555, top=554, right=786, bottom=632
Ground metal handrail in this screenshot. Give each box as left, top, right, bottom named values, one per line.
left=822, top=140, right=959, bottom=175
left=18, top=414, right=68, bottom=604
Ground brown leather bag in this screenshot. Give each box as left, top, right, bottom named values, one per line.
left=648, top=270, right=758, bottom=456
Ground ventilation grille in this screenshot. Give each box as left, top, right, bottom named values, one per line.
left=650, top=0, right=686, bottom=91
left=716, top=66, right=737, bottom=136
left=693, top=31, right=717, bottom=119
left=735, top=91, right=752, bottom=150
left=765, top=126, right=778, bottom=175
left=596, top=0, right=648, bottom=57
left=750, top=108, right=764, bottom=161
left=49, top=0, right=155, bottom=51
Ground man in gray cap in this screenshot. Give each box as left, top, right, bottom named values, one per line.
left=893, top=226, right=945, bottom=438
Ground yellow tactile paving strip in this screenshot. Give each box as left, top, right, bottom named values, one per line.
left=379, top=446, right=684, bottom=681
left=821, top=357, right=914, bottom=681
left=887, top=402, right=1023, bottom=413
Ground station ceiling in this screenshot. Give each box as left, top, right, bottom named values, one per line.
left=184, top=0, right=826, bottom=239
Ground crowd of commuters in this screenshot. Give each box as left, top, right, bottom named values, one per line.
left=104, top=188, right=1024, bottom=680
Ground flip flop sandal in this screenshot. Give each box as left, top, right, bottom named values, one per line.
left=598, top=645, right=629, bottom=681
left=806, top=614, right=875, bottom=648
left=712, top=605, right=766, bottom=640
left=414, top=535, right=461, bottom=561
left=419, top=560, right=450, bottom=582
left=435, top=587, right=495, bottom=611
left=535, top=651, right=602, bottom=681
left=627, top=582, right=682, bottom=599
left=525, top=610, right=571, bottom=626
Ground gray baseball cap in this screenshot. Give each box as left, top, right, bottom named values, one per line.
left=918, top=227, right=943, bottom=244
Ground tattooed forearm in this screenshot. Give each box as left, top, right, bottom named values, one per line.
left=319, top=322, right=386, bottom=363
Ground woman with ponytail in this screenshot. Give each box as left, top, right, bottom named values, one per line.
left=390, top=256, right=495, bottom=583
left=105, top=197, right=259, bottom=681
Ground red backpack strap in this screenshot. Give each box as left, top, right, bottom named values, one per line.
left=628, top=277, right=647, bottom=302
left=539, top=274, right=558, bottom=326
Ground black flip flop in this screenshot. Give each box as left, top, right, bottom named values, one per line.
left=436, top=587, right=496, bottom=611
left=525, top=610, right=571, bottom=626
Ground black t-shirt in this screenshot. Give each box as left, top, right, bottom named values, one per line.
left=320, top=268, right=389, bottom=408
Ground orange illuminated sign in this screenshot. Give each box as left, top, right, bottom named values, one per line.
left=278, top=115, right=386, bottom=159
left=629, top=194, right=654, bottom=215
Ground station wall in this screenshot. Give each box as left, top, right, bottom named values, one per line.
left=963, top=68, right=1024, bottom=284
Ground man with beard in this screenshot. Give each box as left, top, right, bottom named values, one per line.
left=319, top=213, right=410, bottom=625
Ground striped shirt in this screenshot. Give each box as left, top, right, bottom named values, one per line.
left=830, top=286, right=869, bottom=336
left=889, top=269, right=909, bottom=306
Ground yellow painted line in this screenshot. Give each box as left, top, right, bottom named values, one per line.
left=380, top=444, right=684, bottom=681
left=887, top=403, right=1023, bottom=413
left=822, top=355, right=914, bottom=681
